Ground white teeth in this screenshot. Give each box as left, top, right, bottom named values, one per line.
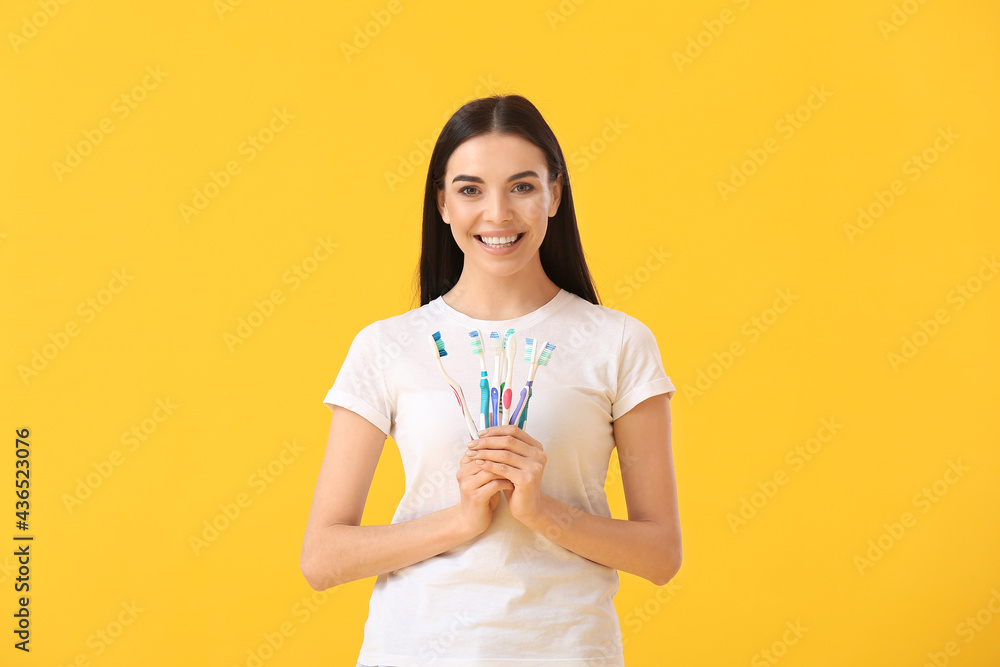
left=479, top=234, right=521, bottom=247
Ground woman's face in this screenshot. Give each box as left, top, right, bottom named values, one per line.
left=436, top=132, right=562, bottom=280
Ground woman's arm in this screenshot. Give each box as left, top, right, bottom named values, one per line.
left=519, top=393, right=682, bottom=586
left=299, top=406, right=476, bottom=590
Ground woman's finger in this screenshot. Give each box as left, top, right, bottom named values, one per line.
left=473, top=457, right=531, bottom=487
left=472, top=446, right=527, bottom=471
left=470, top=433, right=533, bottom=459
left=475, top=425, right=544, bottom=452
left=460, top=452, right=508, bottom=482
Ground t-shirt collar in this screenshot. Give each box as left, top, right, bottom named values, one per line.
left=428, top=288, right=573, bottom=329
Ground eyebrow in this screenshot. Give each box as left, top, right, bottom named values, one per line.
left=451, top=170, right=540, bottom=184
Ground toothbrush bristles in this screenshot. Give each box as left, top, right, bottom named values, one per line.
left=432, top=331, right=447, bottom=357
left=504, top=328, right=515, bottom=346
left=468, top=330, right=484, bottom=356
left=538, top=342, right=556, bottom=366
left=489, top=331, right=501, bottom=354
left=523, top=337, right=534, bottom=363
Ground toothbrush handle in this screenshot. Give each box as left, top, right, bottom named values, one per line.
left=449, top=386, right=463, bottom=410
left=501, top=388, right=512, bottom=427
left=498, top=382, right=506, bottom=425
left=517, top=386, right=533, bottom=429
left=490, top=387, right=499, bottom=427
left=451, top=385, right=481, bottom=442
left=479, top=376, right=489, bottom=431
left=508, top=383, right=530, bottom=426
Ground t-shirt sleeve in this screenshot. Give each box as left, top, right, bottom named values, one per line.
left=611, top=314, right=676, bottom=420
left=322, top=321, right=392, bottom=436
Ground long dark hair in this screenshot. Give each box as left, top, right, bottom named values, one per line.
left=415, top=94, right=600, bottom=307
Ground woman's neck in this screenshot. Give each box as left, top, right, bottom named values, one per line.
left=441, top=270, right=561, bottom=320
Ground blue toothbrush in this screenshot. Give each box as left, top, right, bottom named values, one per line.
left=469, top=330, right=489, bottom=432
left=488, top=331, right=502, bottom=426
left=517, top=342, right=554, bottom=429
left=509, top=339, right=555, bottom=429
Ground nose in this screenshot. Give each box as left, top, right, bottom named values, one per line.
left=483, top=192, right=513, bottom=224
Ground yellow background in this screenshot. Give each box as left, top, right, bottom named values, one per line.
left=2, top=0, right=998, bottom=665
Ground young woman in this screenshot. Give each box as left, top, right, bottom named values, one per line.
left=301, top=94, right=682, bottom=666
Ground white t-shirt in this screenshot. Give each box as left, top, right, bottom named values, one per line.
left=323, top=288, right=675, bottom=666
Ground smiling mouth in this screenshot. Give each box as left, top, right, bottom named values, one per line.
left=476, top=233, right=525, bottom=249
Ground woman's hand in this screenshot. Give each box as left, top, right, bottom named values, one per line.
left=467, top=425, right=548, bottom=525
left=456, top=445, right=514, bottom=537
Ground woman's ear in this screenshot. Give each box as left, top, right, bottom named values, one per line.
left=547, top=173, right=563, bottom=218
left=437, top=189, right=450, bottom=224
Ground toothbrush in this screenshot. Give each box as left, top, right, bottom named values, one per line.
left=469, top=330, right=489, bottom=432
left=429, top=332, right=480, bottom=442
left=517, top=342, right=554, bottom=429
left=500, top=329, right=516, bottom=427
left=509, top=339, right=555, bottom=429
left=489, top=331, right=502, bottom=426
left=508, top=337, right=536, bottom=427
